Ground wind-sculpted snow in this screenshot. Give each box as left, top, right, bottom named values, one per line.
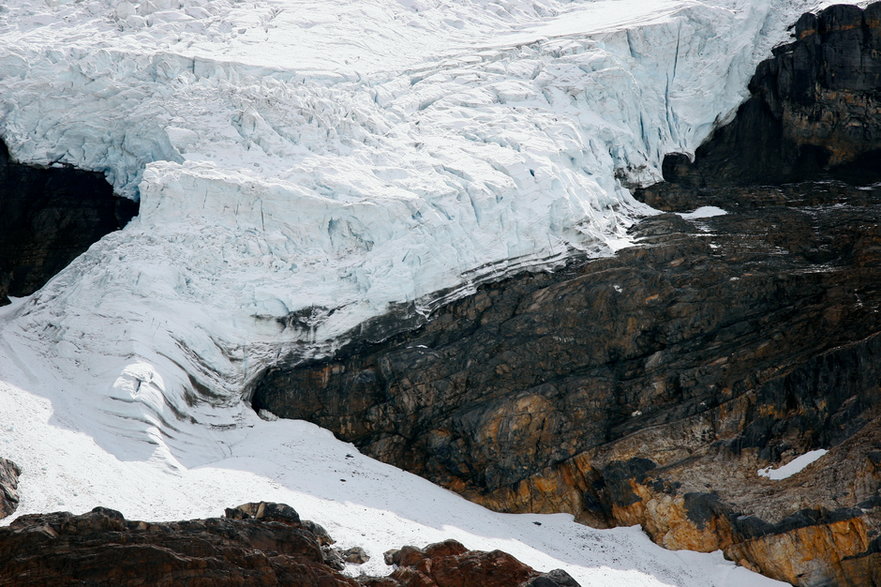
left=0, top=1, right=854, bottom=584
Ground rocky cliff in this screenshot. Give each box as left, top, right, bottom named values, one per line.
left=0, top=458, right=20, bottom=520
left=0, top=140, right=137, bottom=305
left=660, top=2, right=881, bottom=189
left=0, top=502, right=577, bottom=587
left=252, top=4, right=881, bottom=585
left=254, top=182, right=881, bottom=586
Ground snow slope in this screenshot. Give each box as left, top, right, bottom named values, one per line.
left=0, top=0, right=853, bottom=585
left=0, top=369, right=783, bottom=586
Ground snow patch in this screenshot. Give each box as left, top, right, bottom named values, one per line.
left=758, top=450, right=829, bottom=481
left=677, top=206, right=729, bottom=220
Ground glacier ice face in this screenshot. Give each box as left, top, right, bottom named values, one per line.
left=0, top=0, right=856, bottom=496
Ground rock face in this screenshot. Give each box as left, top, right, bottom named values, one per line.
left=0, top=503, right=353, bottom=587
left=252, top=6, right=881, bottom=585
left=0, top=502, right=577, bottom=587
left=640, top=1, right=881, bottom=198
left=0, top=139, right=137, bottom=305
left=253, top=183, right=881, bottom=586
left=0, top=457, right=20, bottom=519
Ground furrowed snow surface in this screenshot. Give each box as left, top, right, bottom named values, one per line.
left=0, top=0, right=849, bottom=584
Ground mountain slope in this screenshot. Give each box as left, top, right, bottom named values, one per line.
left=0, top=1, right=861, bottom=585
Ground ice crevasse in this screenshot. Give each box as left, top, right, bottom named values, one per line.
left=0, top=0, right=850, bottom=462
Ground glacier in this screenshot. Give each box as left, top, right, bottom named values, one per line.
left=0, top=0, right=855, bottom=584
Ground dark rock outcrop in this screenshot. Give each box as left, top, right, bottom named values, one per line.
left=0, top=502, right=354, bottom=586
left=0, top=457, right=20, bottom=519
left=0, top=140, right=137, bottom=305
left=0, top=503, right=577, bottom=587
left=251, top=8, right=881, bottom=583
left=639, top=1, right=881, bottom=208
left=252, top=182, right=881, bottom=585
left=250, top=5, right=881, bottom=585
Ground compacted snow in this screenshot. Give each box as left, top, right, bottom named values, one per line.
left=0, top=0, right=854, bottom=585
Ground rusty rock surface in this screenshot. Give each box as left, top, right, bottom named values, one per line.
left=250, top=5, right=881, bottom=586
left=0, top=502, right=578, bottom=587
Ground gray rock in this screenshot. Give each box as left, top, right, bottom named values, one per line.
left=340, top=546, right=370, bottom=564
left=0, top=457, right=20, bottom=519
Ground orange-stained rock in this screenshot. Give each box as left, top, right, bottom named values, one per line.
left=726, top=518, right=869, bottom=586
left=382, top=540, right=578, bottom=587
left=0, top=505, right=581, bottom=587
left=250, top=6, right=881, bottom=586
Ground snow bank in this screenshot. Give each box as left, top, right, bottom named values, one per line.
left=0, top=374, right=785, bottom=586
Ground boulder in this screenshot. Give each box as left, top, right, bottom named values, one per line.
left=377, top=539, right=577, bottom=587
left=0, top=504, right=352, bottom=586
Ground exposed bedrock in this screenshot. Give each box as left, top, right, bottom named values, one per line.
left=252, top=5, right=881, bottom=586
left=0, top=502, right=578, bottom=587
left=638, top=1, right=881, bottom=209
left=0, top=457, right=20, bottom=520
left=0, top=139, right=137, bottom=305
left=253, top=182, right=881, bottom=585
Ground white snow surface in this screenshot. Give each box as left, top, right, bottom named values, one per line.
left=0, top=0, right=853, bottom=585
left=758, top=450, right=829, bottom=481
left=677, top=205, right=728, bottom=220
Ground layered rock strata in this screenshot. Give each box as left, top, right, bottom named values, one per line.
left=0, top=502, right=577, bottom=587
left=0, top=139, right=137, bottom=305
left=252, top=6, right=881, bottom=585
left=253, top=182, right=881, bottom=586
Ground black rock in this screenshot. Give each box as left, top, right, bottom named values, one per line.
left=0, top=139, right=137, bottom=305
left=636, top=1, right=881, bottom=202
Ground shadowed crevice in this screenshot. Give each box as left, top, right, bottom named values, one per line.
left=0, top=140, right=138, bottom=305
